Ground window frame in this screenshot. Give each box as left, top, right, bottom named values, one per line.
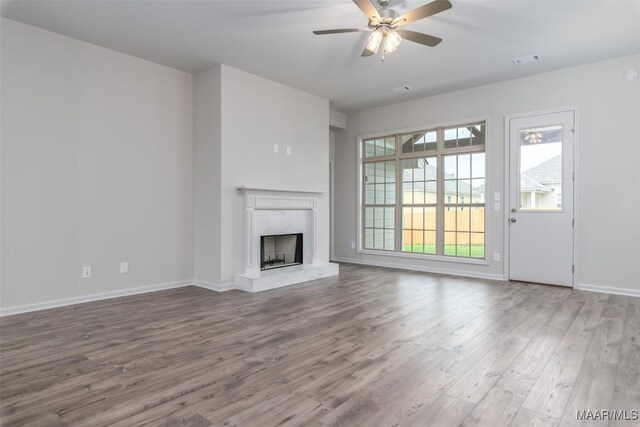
left=357, top=119, right=489, bottom=265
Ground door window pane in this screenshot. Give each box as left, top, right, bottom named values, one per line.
left=519, top=125, right=562, bottom=211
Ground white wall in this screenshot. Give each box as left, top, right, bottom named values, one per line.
left=219, top=65, right=330, bottom=284
left=335, top=54, right=640, bottom=292
left=193, top=65, right=222, bottom=286
left=1, top=19, right=194, bottom=311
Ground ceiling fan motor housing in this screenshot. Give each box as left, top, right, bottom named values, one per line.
left=372, top=8, right=399, bottom=28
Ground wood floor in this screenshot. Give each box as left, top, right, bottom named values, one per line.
left=1, top=263, right=639, bottom=426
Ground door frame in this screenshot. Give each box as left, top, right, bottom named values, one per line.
left=503, top=106, right=580, bottom=286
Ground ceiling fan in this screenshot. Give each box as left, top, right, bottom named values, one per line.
left=313, top=0, right=452, bottom=60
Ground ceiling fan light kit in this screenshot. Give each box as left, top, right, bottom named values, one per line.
left=313, top=0, right=452, bottom=60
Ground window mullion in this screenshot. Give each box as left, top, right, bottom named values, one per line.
left=436, top=128, right=444, bottom=256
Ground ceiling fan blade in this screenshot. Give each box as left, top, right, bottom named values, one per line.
left=398, top=30, right=442, bottom=47
left=392, top=0, right=452, bottom=26
left=353, top=0, right=381, bottom=22
left=313, top=28, right=370, bottom=35
left=361, top=47, right=376, bottom=57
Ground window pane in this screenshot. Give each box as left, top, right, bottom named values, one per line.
left=413, top=184, right=425, bottom=204
left=384, top=229, right=395, bottom=250
left=374, top=207, right=384, bottom=228
left=365, top=207, right=373, bottom=228
left=470, top=233, right=484, bottom=258
left=444, top=128, right=457, bottom=148
left=385, top=183, right=395, bottom=205
left=425, top=156, right=437, bottom=179
left=413, top=135, right=425, bottom=152
left=444, top=155, right=456, bottom=178
left=364, top=163, right=375, bottom=183
left=458, top=154, right=471, bottom=179
left=444, top=232, right=456, bottom=255
left=365, top=228, right=374, bottom=249
left=375, top=139, right=385, bottom=157
left=385, top=207, right=395, bottom=228
left=403, top=182, right=413, bottom=204
left=413, top=207, right=424, bottom=230
left=424, top=131, right=437, bottom=150
left=444, top=180, right=457, bottom=203
left=425, top=206, right=436, bottom=230
left=401, top=159, right=414, bottom=181
left=384, top=137, right=396, bottom=156
left=401, top=134, right=414, bottom=153
left=365, top=139, right=375, bottom=157
left=403, top=207, right=413, bottom=230
left=444, top=207, right=456, bottom=231
left=424, top=181, right=437, bottom=203
left=458, top=127, right=471, bottom=147
left=472, top=179, right=485, bottom=203
left=472, top=152, right=485, bottom=178
left=471, top=124, right=485, bottom=146
left=519, top=125, right=562, bottom=211
left=456, top=232, right=470, bottom=257
left=458, top=179, right=471, bottom=203
left=375, top=183, right=385, bottom=204
left=365, top=184, right=375, bottom=204
left=412, top=230, right=424, bottom=252
left=374, top=229, right=384, bottom=249
left=470, top=206, right=484, bottom=232
left=457, top=207, right=470, bottom=232
left=424, top=231, right=436, bottom=254
left=403, top=229, right=412, bottom=250
left=385, top=161, right=395, bottom=182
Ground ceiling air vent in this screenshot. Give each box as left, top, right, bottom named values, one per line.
left=513, top=54, right=541, bottom=65
left=392, top=86, right=412, bottom=94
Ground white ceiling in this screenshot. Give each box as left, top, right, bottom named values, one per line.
left=2, top=0, right=640, bottom=112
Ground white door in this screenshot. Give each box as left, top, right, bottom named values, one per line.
left=508, top=110, right=575, bottom=286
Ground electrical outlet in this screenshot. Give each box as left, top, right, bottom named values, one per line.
left=286, top=146, right=291, bottom=156
left=493, top=253, right=501, bottom=262
left=120, top=262, right=128, bottom=273
left=351, top=242, right=356, bottom=249
left=494, top=202, right=501, bottom=211
left=273, top=144, right=279, bottom=154
left=82, top=266, right=92, bottom=278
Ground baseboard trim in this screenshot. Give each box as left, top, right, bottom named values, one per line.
left=0, top=280, right=193, bottom=317
left=575, top=283, right=640, bottom=298
left=192, top=280, right=236, bottom=292
left=333, top=256, right=505, bottom=281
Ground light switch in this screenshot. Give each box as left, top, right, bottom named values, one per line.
left=494, top=202, right=501, bottom=211
left=494, top=192, right=501, bottom=201
left=273, top=144, right=279, bottom=154
left=286, top=146, right=291, bottom=156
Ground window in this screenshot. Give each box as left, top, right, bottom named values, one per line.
left=361, top=122, right=486, bottom=259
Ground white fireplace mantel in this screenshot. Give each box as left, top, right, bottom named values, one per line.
left=235, top=187, right=338, bottom=292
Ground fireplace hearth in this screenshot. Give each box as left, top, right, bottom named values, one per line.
left=260, top=233, right=303, bottom=271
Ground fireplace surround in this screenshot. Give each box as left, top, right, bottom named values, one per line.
left=235, top=187, right=339, bottom=292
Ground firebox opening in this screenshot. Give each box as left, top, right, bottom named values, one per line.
left=260, top=233, right=303, bottom=271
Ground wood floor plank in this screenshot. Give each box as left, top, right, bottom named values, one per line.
left=1, top=263, right=639, bottom=426
left=559, top=359, right=617, bottom=427
left=521, top=293, right=608, bottom=418
left=459, top=377, right=531, bottom=426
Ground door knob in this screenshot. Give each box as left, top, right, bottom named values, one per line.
left=510, top=218, right=517, bottom=223
left=511, top=208, right=517, bottom=213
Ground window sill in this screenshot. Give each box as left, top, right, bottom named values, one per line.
left=356, top=248, right=490, bottom=266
